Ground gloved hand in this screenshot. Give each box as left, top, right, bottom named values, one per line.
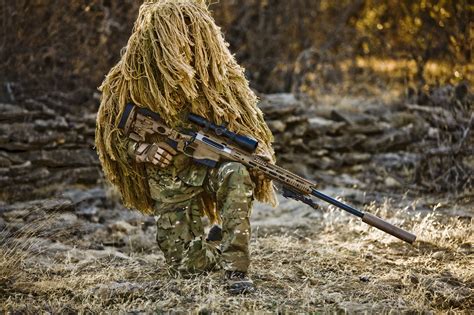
left=131, top=141, right=177, bottom=168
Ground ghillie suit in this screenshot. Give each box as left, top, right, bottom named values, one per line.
left=95, top=0, right=277, bottom=222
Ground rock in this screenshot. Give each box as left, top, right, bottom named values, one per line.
left=427, top=127, right=440, bottom=138
left=18, top=148, right=97, bottom=168
left=345, top=122, right=390, bottom=135
left=309, top=134, right=366, bottom=151
left=258, top=93, right=305, bottom=119
left=0, top=198, right=74, bottom=215
left=330, top=110, right=377, bottom=125
left=61, top=187, right=106, bottom=204
left=76, top=205, right=99, bottom=217
left=384, top=177, right=401, bottom=188
left=109, top=221, right=136, bottom=234
left=293, top=122, right=308, bottom=136
left=307, top=116, right=336, bottom=127
left=372, top=153, right=419, bottom=169
left=307, top=116, right=345, bottom=134
left=0, top=100, right=101, bottom=204
left=2, top=209, right=29, bottom=221
left=361, top=122, right=427, bottom=152
left=285, top=115, right=308, bottom=125
left=432, top=251, right=444, bottom=260
left=267, top=120, right=286, bottom=133
left=340, top=153, right=371, bottom=165
left=54, top=213, right=79, bottom=228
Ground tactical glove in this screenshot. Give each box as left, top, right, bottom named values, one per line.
left=129, top=141, right=177, bottom=168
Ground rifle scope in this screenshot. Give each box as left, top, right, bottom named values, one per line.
left=188, top=114, right=258, bottom=153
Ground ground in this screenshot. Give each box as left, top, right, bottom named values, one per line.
left=1, top=89, right=472, bottom=313
left=1, top=185, right=472, bottom=313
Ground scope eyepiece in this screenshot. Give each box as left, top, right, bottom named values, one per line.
left=188, top=113, right=258, bottom=153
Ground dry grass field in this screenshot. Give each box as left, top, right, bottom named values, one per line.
left=1, top=190, right=472, bottom=313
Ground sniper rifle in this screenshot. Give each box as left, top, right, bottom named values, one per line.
left=118, top=103, right=417, bottom=244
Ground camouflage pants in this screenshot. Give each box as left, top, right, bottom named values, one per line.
left=149, top=161, right=254, bottom=274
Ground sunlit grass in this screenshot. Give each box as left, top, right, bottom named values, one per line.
left=0, top=199, right=472, bottom=312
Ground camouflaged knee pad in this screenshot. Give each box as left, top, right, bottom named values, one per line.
left=207, top=162, right=255, bottom=273
left=154, top=198, right=220, bottom=274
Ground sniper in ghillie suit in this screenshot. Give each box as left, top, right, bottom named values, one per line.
left=0, top=0, right=472, bottom=312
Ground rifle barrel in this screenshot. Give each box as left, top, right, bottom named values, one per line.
left=311, top=189, right=416, bottom=244
left=311, top=189, right=364, bottom=217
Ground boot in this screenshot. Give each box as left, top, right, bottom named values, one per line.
left=224, top=270, right=255, bottom=294
left=206, top=224, right=222, bottom=242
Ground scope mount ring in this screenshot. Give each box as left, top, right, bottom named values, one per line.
left=215, top=127, right=224, bottom=136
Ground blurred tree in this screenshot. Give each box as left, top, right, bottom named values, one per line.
left=0, top=0, right=140, bottom=105
left=0, top=0, right=470, bottom=102
left=354, top=0, right=471, bottom=86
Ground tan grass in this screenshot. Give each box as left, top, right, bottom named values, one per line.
left=0, top=199, right=472, bottom=313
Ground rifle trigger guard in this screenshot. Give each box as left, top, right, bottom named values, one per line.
left=187, top=134, right=196, bottom=146
left=179, top=135, right=196, bottom=158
